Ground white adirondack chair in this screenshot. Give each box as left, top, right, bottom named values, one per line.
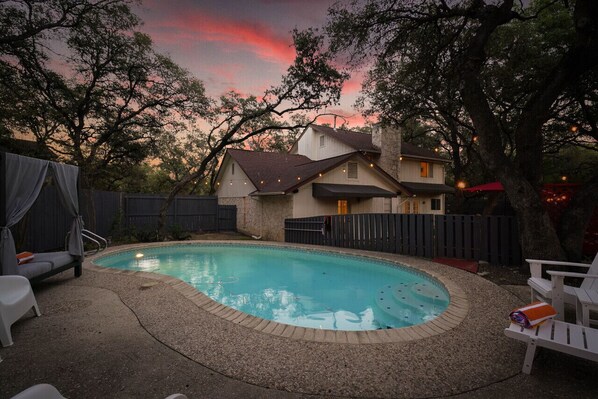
left=527, top=253, right=598, bottom=321
left=505, top=319, right=598, bottom=374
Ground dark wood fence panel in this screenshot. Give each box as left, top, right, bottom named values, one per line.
left=13, top=188, right=237, bottom=252
left=218, top=205, right=237, bottom=231
left=435, top=215, right=521, bottom=265
left=286, top=213, right=522, bottom=266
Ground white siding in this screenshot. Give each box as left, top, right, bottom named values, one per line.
left=291, top=127, right=355, bottom=160
left=400, top=158, right=445, bottom=184
left=292, top=158, right=400, bottom=217
left=214, top=157, right=257, bottom=198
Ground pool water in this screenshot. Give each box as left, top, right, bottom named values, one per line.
left=95, top=244, right=449, bottom=331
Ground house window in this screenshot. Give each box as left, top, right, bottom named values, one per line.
left=320, top=134, right=325, bottom=147
left=420, top=162, right=433, bottom=178
left=231, top=162, right=235, bottom=175
left=403, top=201, right=410, bottom=214
left=347, top=162, right=358, bottom=179
left=337, top=200, right=349, bottom=215
left=431, top=198, right=441, bottom=210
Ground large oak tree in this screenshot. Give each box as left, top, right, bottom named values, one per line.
left=317, top=0, right=597, bottom=260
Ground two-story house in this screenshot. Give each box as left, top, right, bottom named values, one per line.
left=215, top=124, right=453, bottom=241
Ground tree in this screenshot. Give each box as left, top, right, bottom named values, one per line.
left=156, top=29, right=348, bottom=235
left=318, top=0, right=598, bottom=260
left=0, top=0, right=209, bottom=188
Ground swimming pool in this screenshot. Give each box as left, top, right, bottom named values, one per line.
left=94, top=244, right=450, bottom=331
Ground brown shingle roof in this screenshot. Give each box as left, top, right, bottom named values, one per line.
left=226, top=149, right=409, bottom=195
left=311, top=124, right=448, bottom=162
left=400, top=141, right=448, bottom=162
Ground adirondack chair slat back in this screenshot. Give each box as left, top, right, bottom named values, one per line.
left=580, top=253, right=598, bottom=290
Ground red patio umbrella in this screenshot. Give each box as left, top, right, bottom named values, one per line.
left=463, top=181, right=504, bottom=192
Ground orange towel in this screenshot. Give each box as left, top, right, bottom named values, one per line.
left=16, top=251, right=34, bottom=265
left=509, top=301, right=557, bottom=328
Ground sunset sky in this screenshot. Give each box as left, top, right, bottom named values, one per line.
left=134, top=0, right=366, bottom=127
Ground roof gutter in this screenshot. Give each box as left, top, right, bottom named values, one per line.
left=249, top=191, right=286, bottom=196
left=401, top=154, right=452, bottom=163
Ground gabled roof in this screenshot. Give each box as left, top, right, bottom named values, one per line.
left=224, top=148, right=410, bottom=196
left=310, top=124, right=380, bottom=153
left=310, top=124, right=449, bottom=162
left=400, top=142, right=449, bottom=163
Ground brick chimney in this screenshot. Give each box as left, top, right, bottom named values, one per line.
left=372, top=123, right=402, bottom=182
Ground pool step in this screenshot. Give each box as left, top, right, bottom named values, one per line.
left=374, top=283, right=448, bottom=327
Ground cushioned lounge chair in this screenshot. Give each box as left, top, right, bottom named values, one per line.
left=0, top=275, right=41, bottom=347
left=19, top=251, right=82, bottom=284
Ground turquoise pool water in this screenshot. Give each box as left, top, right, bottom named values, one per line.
left=95, top=244, right=449, bottom=331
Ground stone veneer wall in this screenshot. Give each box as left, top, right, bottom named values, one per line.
left=217, top=195, right=293, bottom=242
left=372, top=124, right=402, bottom=182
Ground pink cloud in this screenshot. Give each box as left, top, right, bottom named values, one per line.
left=155, top=12, right=296, bottom=65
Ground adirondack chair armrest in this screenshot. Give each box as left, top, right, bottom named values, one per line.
left=546, top=271, right=598, bottom=279
left=526, top=259, right=590, bottom=278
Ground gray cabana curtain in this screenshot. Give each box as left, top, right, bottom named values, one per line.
left=0, top=154, right=49, bottom=275
left=51, top=162, right=84, bottom=259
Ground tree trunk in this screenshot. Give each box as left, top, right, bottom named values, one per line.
left=460, top=76, right=566, bottom=261
left=558, top=175, right=598, bottom=261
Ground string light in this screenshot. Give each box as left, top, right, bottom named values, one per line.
left=318, top=173, right=322, bottom=177
left=260, top=180, right=264, bottom=184
left=570, top=125, right=578, bottom=133
left=561, top=176, right=567, bottom=182
left=456, top=181, right=466, bottom=189
left=297, top=176, right=301, bottom=180
left=277, top=178, right=281, bottom=182
left=369, top=163, right=374, bottom=167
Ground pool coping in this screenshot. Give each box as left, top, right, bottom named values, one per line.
left=86, top=240, right=469, bottom=343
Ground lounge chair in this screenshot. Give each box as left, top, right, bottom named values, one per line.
left=10, top=384, right=188, bottom=399
left=527, top=253, right=598, bottom=320
left=505, top=319, right=598, bottom=374
left=0, top=275, right=41, bottom=347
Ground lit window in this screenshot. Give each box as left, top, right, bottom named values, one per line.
left=431, top=198, right=441, bottom=210
left=347, top=162, right=358, bottom=179
left=320, top=134, right=325, bottom=147
left=403, top=201, right=410, bottom=214
left=420, top=162, right=433, bottom=178
left=337, top=200, right=349, bottom=215
left=413, top=200, right=419, bottom=214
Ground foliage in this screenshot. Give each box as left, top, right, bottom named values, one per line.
left=168, top=224, right=191, bottom=241
left=316, top=0, right=598, bottom=259
left=156, top=28, right=348, bottom=233
left=0, top=0, right=209, bottom=188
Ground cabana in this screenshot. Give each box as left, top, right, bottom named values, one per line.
left=0, top=152, right=83, bottom=282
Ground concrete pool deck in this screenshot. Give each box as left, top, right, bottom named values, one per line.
left=1, top=241, right=597, bottom=398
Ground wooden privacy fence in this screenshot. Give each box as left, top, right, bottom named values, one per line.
left=13, top=188, right=236, bottom=253
left=285, top=213, right=522, bottom=265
